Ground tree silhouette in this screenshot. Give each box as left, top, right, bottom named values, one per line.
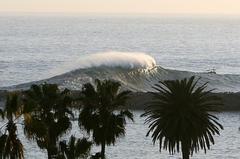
left=78, top=79, right=133, bottom=158
left=22, top=83, right=73, bottom=159
left=142, top=76, right=223, bottom=159
left=0, top=92, right=24, bottom=159
left=57, top=135, right=92, bottom=159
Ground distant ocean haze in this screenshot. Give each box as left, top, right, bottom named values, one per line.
left=1, top=15, right=240, bottom=90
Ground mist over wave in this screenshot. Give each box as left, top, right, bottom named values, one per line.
left=3, top=52, right=240, bottom=92
left=49, top=52, right=157, bottom=78
left=77, top=52, right=157, bottom=69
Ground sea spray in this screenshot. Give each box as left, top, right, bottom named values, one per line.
left=48, top=52, right=157, bottom=79
left=3, top=52, right=240, bottom=92
left=75, top=51, right=157, bottom=69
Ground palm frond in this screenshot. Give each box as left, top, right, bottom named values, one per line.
left=78, top=79, right=133, bottom=156
left=22, top=83, right=73, bottom=158
left=142, top=76, right=223, bottom=158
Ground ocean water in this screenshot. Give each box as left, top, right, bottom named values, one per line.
left=1, top=15, right=240, bottom=159
left=1, top=15, right=240, bottom=92
left=3, top=111, right=240, bottom=159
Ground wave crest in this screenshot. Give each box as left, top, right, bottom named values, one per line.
left=77, top=52, right=157, bottom=69
left=4, top=52, right=240, bottom=93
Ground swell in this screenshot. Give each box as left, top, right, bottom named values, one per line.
left=2, top=52, right=240, bottom=92
left=4, top=65, right=240, bottom=93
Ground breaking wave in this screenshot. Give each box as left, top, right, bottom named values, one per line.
left=4, top=52, right=240, bottom=92
left=76, top=52, right=156, bottom=69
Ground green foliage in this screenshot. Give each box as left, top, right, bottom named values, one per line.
left=142, top=76, right=223, bottom=159
left=57, top=135, right=92, bottom=159
left=0, top=134, right=7, bottom=155
left=0, top=93, right=24, bottom=159
left=22, top=83, right=73, bottom=158
left=4, top=92, right=22, bottom=120
left=1, top=121, right=24, bottom=159
left=78, top=79, right=133, bottom=157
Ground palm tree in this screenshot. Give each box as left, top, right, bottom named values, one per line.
left=0, top=92, right=24, bottom=159
left=141, top=76, right=223, bottom=159
left=78, top=79, right=133, bottom=158
left=22, top=83, right=73, bottom=159
left=57, top=135, right=92, bottom=159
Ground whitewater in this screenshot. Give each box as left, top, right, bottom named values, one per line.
left=1, top=15, right=240, bottom=93
left=1, top=15, right=240, bottom=159
left=3, top=51, right=240, bottom=92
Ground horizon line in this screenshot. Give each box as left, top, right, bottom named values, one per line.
left=1, top=11, right=240, bottom=17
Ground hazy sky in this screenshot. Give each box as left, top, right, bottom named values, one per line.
left=1, top=0, right=240, bottom=14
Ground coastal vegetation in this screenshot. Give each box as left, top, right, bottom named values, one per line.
left=22, top=84, right=74, bottom=159
left=57, top=135, right=92, bottom=159
left=78, top=79, right=133, bottom=158
left=141, top=76, right=223, bottom=159
left=0, top=77, right=223, bottom=159
left=0, top=92, right=24, bottom=159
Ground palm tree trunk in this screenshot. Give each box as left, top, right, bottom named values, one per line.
left=181, top=142, right=190, bottom=159
left=47, top=130, right=58, bottom=159
left=100, top=141, right=106, bottom=158
left=47, top=146, right=57, bottom=159
left=10, top=155, right=15, bottom=159
left=182, top=150, right=190, bottom=159
left=47, top=149, right=51, bottom=159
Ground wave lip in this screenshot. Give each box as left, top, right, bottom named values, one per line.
left=4, top=51, right=240, bottom=93
left=77, top=52, right=157, bottom=69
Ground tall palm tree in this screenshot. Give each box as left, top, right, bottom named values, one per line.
left=0, top=92, right=24, bottom=159
left=57, top=135, right=92, bottom=159
left=141, top=76, right=223, bottom=159
left=22, top=83, right=73, bottom=159
left=78, top=79, right=133, bottom=158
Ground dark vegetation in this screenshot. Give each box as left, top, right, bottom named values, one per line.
left=141, top=76, right=223, bottom=159
left=0, top=77, right=224, bottom=158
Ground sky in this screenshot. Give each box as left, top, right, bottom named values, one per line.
left=0, top=0, right=240, bottom=15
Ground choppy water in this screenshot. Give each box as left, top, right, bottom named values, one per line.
left=2, top=111, right=240, bottom=159
left=1, top=15, right=240, bottom=92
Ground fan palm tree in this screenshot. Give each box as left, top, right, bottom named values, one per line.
left=141, top=76, right=223, bottom=159
left=22, top=83, right=73, bottom=159
left=57, top=135, right=92, bottom=159
left=0, top=92, right=24, bottom=159
left=78, top=79, right=133, bottom=158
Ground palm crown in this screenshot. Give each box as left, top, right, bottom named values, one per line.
left=57, top=135, right=92, bottom=159
left=78, top=79, right=133, bottom=158
left=142, top=76, right=223, bottom=159
left=22, top=83, right=73, bottom=159
left=0, top=92, right=24, bottom=159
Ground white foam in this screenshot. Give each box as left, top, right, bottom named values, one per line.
left=78, top=52, right=157, bottom=69
left=48, top=51, right=157, bottom=80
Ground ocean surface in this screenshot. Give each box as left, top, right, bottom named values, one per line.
left=1, top=15, right=240, bottom=92
left=1, top=15, right=240, bottom=159
left=4, top=111, right=240, bottom=159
